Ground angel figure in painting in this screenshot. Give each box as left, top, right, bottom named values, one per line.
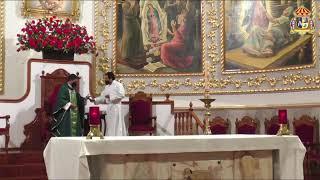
left=38, top=0, right=63, bottom=12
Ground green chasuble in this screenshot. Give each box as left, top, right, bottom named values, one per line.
left=51, top=83, right=85, bottom=137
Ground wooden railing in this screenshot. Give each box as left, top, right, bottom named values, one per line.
left=174, top=102, right=204, bottom=135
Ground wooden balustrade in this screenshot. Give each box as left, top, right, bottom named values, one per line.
left=174, top=102, right=204, bottom=135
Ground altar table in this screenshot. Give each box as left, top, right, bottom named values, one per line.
left=43, top=135, right=305, bottom=179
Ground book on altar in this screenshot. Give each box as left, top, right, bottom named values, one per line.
left=143, top=62, right=166, bottom=72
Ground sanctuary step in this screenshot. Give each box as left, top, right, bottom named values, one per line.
left=0, top=150, right=47, bottom=179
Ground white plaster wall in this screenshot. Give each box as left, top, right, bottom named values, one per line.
left=0, top=61, right=91, bottom=148
left=1, top=0, right=94, bottom=99
left=157, top=91, right=320, bottom=108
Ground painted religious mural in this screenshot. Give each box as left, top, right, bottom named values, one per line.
left=223, top=0, right=313, bottom=72
left=115, top=0, right=203, bottom=75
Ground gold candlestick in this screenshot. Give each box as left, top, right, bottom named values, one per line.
left=276, top=124, right=290, bottom=136
left=86, top=125, right=104, bottom=139
left=199, top=91, right=215, bottom=135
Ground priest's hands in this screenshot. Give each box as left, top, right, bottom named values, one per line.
left=86, top=95, right=95, bottom=102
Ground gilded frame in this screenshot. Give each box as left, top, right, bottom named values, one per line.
left=0, top=0, right=4, bottom=94
left=94, top=0, right=320, bottom=95
left=112, top=0, right=205, bottom=77
left=22, top=0, right=80, bottom=21
left=221, top=0, right=316, bottom=74
left=94, top=0, right=206, bottom=95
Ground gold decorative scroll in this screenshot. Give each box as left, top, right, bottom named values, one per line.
left=94, top=0, right=320, bottom=95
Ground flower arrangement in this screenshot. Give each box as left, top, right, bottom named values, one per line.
left=17, top=16, right=96, bottom=54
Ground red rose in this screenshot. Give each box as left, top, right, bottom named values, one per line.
left=42, top=40, right=48, bottom=47
left=56, top=28, right=62, bottom=34
left=49, top=41, right=55, bottom=46
left=57, top=40, right=63, bottom=49
left=41, top=27, right=46, bottom=33
left=29, top=38, right=36, bottom=48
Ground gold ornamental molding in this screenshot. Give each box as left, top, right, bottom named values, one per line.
left=0, top=0, right=4, bottom=94
left=94, top=0, right=320, bottom=95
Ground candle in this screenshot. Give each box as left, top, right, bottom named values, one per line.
left=278, top=109, right=288, bottom=124
left=89, top=106, right=100, bottom=125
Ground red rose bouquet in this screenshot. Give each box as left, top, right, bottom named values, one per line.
left=17, top=16, right=96, bottom=54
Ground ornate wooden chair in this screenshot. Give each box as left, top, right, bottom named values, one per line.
left=264, top=116, right=282, bottom=135
left=0, top=115, right=10, bottom=151
left=210, top=116, right=229, bottom=134
left=293, top=115, right=318, bottom=145
left=236, top=116, right=259, bottom=134
left=128, top=91, right=157, bottom=136
left=307, top=143, right=320, bottom=177
left=293, top=115, right=319, bottom=177
left=21, top=69, right=80, bottom=149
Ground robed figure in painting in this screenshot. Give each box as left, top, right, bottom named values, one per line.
left=121, top=0, right=146, bottom=68
left=242, top=6, right=295, bottom=57
left=91, top=72, right=127, bottom=136
left=51, top=74, right=86, bottom=137
left=147, top=4, right=161, bottom=43
left=160, top=1, right=194, bottom=69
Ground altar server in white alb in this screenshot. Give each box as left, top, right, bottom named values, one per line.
left=92, top=72, right=127, bottom=136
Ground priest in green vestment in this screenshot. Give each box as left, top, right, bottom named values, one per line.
left=51, top=74, right=86, bottom=137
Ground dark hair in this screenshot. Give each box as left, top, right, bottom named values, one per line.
left=67, top=74, right=78, bottom=81
left=106, top=72, right=115, bottom=80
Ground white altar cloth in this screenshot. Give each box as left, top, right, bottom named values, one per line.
left=43, top=135, right=305, bottom=179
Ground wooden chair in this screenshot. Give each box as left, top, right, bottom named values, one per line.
left=293, top=115, right=319, bottom=177
left=0, top=115, right=10, bottom=151
left=128, top=91, right=157, bottom=136
left=236, top=116, right=259, bottom=134
left=307, top=143, right=320, bottom=177
left=210, top=116, right=229, bottom=134
left=21, top=69, right=80, bottom=149
left=293, top=115, right=319, bottom=145
left=264, top=116, right=282, bottom=135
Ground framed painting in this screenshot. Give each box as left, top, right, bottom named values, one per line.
left=0, top=0, right=4, bottom=94
left=222, top=0, right=315, bottom=73
left=22, top=0, right=80, bottom=20
left=113, top=0, right=204, bottom=76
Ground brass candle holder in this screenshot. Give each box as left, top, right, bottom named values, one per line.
left=199, top=93, right=215, bottom=135
left=86, top=125, right=104, bottom=139
left=276, top=109, right=290, bottom=136
left=86, top=106, right=104, bottom=139
left=276, top=124, right=290, bottom=136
